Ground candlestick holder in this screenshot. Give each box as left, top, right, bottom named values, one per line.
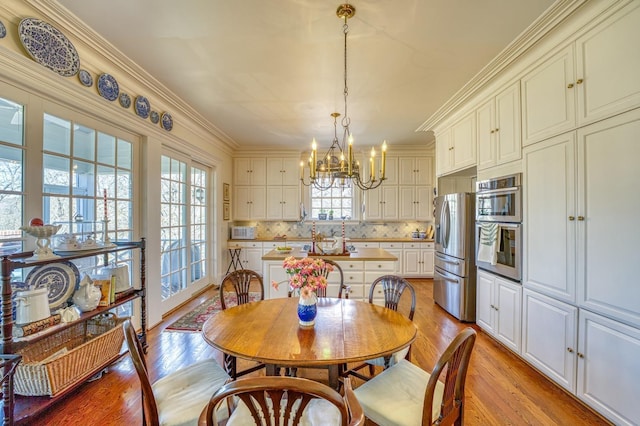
left=102, top=219, right=113, bottom=246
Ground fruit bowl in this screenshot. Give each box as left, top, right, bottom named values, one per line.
left=276, top=246, right=293, bottom=254
left=19, top=224, right=62, bottom=262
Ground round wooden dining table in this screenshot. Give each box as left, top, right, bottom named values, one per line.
left=201, top=297, right=417, bottom=389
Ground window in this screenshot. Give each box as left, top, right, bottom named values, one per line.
left=310, top=181, right=353, bottom=220
left=0, top=96, right=24, bottom=256
left=160, top=155, right=209, bottom=301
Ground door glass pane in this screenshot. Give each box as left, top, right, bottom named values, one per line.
left=72, top=159, right=95, bottom=196
left=43, top=154, right=70, bottom=195
left=43, top=114, right=71, bottom=155
left=97, top=132, right=116, bottom=166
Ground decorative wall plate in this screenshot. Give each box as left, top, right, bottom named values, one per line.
left=161, top=112, right=173, bottom=131
left=97, top=73, right=119, bottom=101
left=134, top=96, right=150, bottom=119
left=119, top=92, right=131, bottom=109
left=150, top=110, right=160, bottom=124
left=0, top=21, right=6, bottom=39
left=18, top=18, right=80, bottom=77
left=78, top=69, right=93, bottom=87
left=25, top=261, right=80, bottom=310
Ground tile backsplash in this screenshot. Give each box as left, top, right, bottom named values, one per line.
left=232, top=221, right=433, bottom=240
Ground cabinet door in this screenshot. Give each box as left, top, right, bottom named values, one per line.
left=402, top=249, right=420, bottom=276
left=233, top=186, right=251, bottom=220
left=495, top=82, right=521, bottom=165
left=522, top=289, right=577, bottom=393
left=281, top=186, right=300, bottom=220
left=398, top=157, right=416, bottom=185
left=266, top=262, right=290, bottom=299
left=521, top=45, right=576, bottom=145
left=235, top=158, right=266, bottom=185
left=495, top=276, right=522, bottom=352
left=397, top=186, right=416, bottom=220
left=476, top=270, right=496, bottom=334
left=414, top=185, right=433, bottom=221
left=420, top=247, right=434, bottom=277
left=577, top=310, right=640, bottom=426
left=281, top=158, right=301, bottom=186
left=476, top=98, right=496, bottom=170
left=576, top=109, right=640, bottom=328
left=414, top=157, right=433, bottom=186
left=576, top=1, right=640, bottom=127
left=435, top=128, right=452, bottom=176
left=364, top=188, right=383, bottom=220
left=451, top=112, right=476, bottom=171
left=381, top=187, right=399, bottom=220
left=523, top=132, right=576, bottom=303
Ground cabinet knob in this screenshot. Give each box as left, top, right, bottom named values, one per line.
left=576, top=79, right=583, bottom=85
left=577, top=216, right=584, bottom=221
left=577, top=352, right=585, bottom=358
left=490, top=130, right=495, bottom=134
left=567, top=347, right=574, bottom=353
left=567, top=83, right=574, bottom=89
left=495, top=128, right=499, bottom=132
left=569, top=216, right=575, bottom=221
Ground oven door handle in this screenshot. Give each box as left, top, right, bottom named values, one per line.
left=477, top=187, right=519, bottom=196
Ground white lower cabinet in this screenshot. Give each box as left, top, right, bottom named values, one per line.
left=476, top=270, right=522, bottom=353
left=402, top=242, right=434, bottom=277
left=364, top=261, right=397, bottom=305
left=336, top=260, right=365, bottom=300
left=234, top=241, right=263, bottom=273
left=522, top=289, right=577, bottom=393
left=379, top=242, right=403, bottom=275
left=577, top=310, right=640, bottom=426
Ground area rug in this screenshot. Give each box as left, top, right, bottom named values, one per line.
left=166, top=292, right=261, bottom=332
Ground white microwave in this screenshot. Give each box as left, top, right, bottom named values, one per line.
left=231, top=226, right=257, bottom=240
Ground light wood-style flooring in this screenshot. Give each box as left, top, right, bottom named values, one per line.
left=29, top=279, right=610, bottom=425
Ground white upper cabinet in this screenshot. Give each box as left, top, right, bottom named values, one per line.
left=522, top=0, right=640, bottom=146
left=575, top=0, right=640, bottom=126
left=266, top=158, right=300, bottom=186
left=477, top=82, right=521, bottom=170
left=398, top=157, right=432, bottom=185
left=234, top=158, right=266, bottom=186
left=365, top=186, right=398, bottom=221
left=435, top=111, right=476, bottom=177
left=233, top=186, right=266, bottom=220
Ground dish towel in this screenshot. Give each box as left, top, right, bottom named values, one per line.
left=478, top=222, right=499, bottom=265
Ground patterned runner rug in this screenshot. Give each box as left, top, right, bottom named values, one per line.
left=166, top=292, right=261, bottom=332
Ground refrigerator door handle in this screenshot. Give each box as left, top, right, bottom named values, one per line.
left=435, top=253, right=460, bottom=265
left=442, top=200, right=450, bottom=249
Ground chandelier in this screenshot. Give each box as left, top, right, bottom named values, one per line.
left=300, top=3, right=387, bottom=191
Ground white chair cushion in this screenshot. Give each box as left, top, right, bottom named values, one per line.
left=227, top=397, right=343, bottom=425
left=365, top=346, right=410, bottom=367
left=354, top=359, right=444, bottom=426
left=152, top=358, right=231, bottom=426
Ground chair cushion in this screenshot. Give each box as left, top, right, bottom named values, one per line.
left=152, top=358, right=230, bottom=426
left=354, top=359, right=444, bottom=426
left=227, top=397, right=343, bottom=425
left=365, top=346, right=410, bottom=367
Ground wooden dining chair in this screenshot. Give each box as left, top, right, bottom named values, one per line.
left=199, top=376, right=364, bottom=426
left=287, top=259, right=350, bottom=298
left=344, top=275, right=417, bottom=381
left=354, top=328, right=477, bottom=426
left=122, top=320, right=230, bottom=426
left=219, top=269, right=266, bottom=379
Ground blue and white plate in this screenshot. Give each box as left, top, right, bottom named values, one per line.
left=134, top=96, right=150, bottom=119
left=97, top=73, right=119, bottom=101
left=150, top=110, right=160, bottom=124
left=78, top=69, right=93, bottom=87
left=18, top=18, right=79, bottom=77
left=25, top=261, right=79, bottom=310
left=119, top=92, right=131, bottom=109
left=161, top=112, right=173, bottom=131
left=0, top=20, right=6, bottom=39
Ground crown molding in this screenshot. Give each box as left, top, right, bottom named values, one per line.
left=416, top=0, right=586, bottom=133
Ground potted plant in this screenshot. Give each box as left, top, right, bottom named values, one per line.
left=318, top=210, right=328, bottom=220
left=328, top=210, right=334, bottom=220
left=411, top=228, right=420, bottom=239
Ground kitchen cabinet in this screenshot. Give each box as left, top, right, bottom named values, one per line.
left=522, top=289, right=577, bottom=393
left=233, top=186, right=266, bottom=221
left=364, top=261, right=399, bottom=306
left=435, top=111, right=476, bottom=176
left=476, top=270, right=522, bottom=353
left=234, top=158, right=266, bottom=186
left=1, top=240, right=147, bottom=424
left=266, top=186, right=299, bottom=220
left=335, top=260, right=365, bottom=300
left=379, top=242, right=403, bottom=275
left=577, top=310, right=640, bottom=426
left=398, top=157, right=432, bottom=185
left=266, top=158, right=300, bottom=186
left=521, top=0, right=640, bottom=145
left=364, top=186, right=398, bottom=221
left=402, top=242, right=434, bottom=278
left=476, top=82, right=521, bottom=170
left=398, top=185, right=433, bottom=221
left=523, top=288, right=640, bottom=426
left=234, top=241, right=263, bottom=273
left=524, top=108, right=640, bottom=328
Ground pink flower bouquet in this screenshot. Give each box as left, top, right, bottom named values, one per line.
left=272, top=256, right=332, bottom=299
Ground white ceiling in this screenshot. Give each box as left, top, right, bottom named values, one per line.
left=57, top=0, right=555, bottom=151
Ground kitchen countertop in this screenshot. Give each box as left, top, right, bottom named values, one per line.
left=261, top=247, right=398, bottom=261
left=229, top=237, right=434, bottom=243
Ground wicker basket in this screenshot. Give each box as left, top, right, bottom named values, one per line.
left=14, top=313, right=127, bottom=397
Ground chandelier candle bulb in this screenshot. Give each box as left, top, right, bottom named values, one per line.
left=348, top=137, right=353, bottom=175
left=300, top=161, right=304, bottom=180
left=381, top=141, right=387, bottom=179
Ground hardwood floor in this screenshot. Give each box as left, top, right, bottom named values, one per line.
left=28, top=279, right=609, bottom=425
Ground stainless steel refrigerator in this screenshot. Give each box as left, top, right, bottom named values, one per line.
left=433, top=193, right=476, bottom=322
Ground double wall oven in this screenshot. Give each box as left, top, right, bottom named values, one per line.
left=475, top=173, right=522, bottom=282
